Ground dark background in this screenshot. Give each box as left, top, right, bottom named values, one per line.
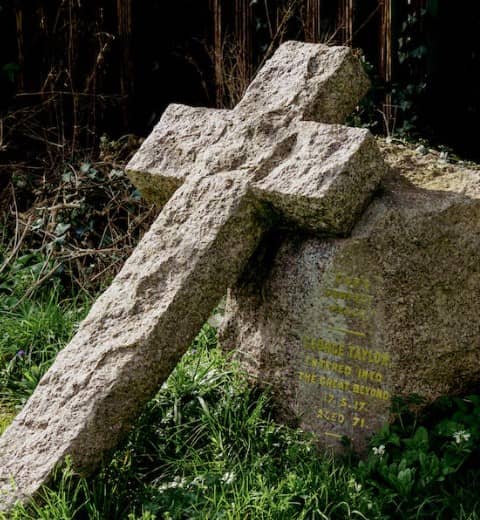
left=0, top=0, right=479, bottom=162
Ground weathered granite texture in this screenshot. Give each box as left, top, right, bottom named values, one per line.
left=235, top=41, right=370, bottom=123
left=0, top=41, right=386, bottom=511
left=220, top=142, right=480, bottom=451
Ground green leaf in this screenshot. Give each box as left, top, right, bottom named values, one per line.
left=61, top=171, right=73, bottom=183
left=413, top=426, right=429, bottom=448
left=87, top=168, right=99, bottom=179
left=109, top=169, right=125, bottom=179
left=54, top=222, right=71, bottom=236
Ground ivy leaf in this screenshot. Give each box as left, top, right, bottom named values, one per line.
left=61, top=171, right=73, bottom=183
left=87, top=168, right=99, bottom=179
left=54, top=222, right=71, bottom=236
left=80, top=163, right=91, bottom=174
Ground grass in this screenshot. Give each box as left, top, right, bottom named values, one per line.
left=0, top=290, right=90, bottom=415
left=1, top=253, right=480, bottom=519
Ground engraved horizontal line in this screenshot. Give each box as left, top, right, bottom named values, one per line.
left=324, top=326, right=367, bottom=338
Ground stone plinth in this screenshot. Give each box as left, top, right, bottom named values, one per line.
left=220, top=143, right=480, bottom=451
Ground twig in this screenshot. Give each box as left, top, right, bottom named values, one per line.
left=0, top=215, right=33, bottom=276
left=89, top=257, right=124, bottom=283
left=36, top=203, right=82, bottom=211
left=11, top=184, right=19, bottom=251
left=263, top=0, right=274, bottom=39
left=255, top=0, right=301, bottom=74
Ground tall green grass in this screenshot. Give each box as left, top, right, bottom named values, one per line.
left=0, top=252, right=90, bottom=422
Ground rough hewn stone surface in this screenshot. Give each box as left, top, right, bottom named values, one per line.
left=0, top=41, right=384, bottom=511
left=220, top=142, right=480, bottom=451
left=235, top=41, right=370, bottom=123
left=126, top=41, right=371, bottom=210
left=0, top=173, right=264, bottom=510
left=252, top=124, right=384, bottom=234
left=127, top=105, right=231, bottom=204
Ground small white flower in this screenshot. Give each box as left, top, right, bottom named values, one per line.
left=372, top=444, right=386, bottom=457
left=453, top=430, right=471, bottom=444
left=348, top=478, right=362, bottom=492
left=159, top=476, right=187, bottom=491
left=221, top=471, right=235, bottom=484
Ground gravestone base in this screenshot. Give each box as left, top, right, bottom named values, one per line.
left=220, top=141, right=480, bottom=451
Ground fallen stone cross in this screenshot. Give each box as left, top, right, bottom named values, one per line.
left=0, top=41, right=387, bottom=511
left=220, top=140, right=480, bottom=452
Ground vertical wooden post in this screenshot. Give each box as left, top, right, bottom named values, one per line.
left=380, top=0, right=393, bottom=131
left=235, top=0, right=252, bottom=85
left=211, top=0, right=223, bottom=107
left=116, top=0, right=133, bottom=120
left=305, top=0, right=321, bottom=42
left=337, top=0, right=353, bottom=45
left=346, top=0, right=353, bottom=44
left=15, top=5, right=25, bottom=90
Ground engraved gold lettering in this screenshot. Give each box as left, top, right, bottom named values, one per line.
left=336, top=398, right=367, bottom=412
left=317, top=408, right=345, bottom=424
left=302, top=337, right=345, bottom=357
left=301, top=271, right=394, bottom=435
left=352, top=416, right=366, bottom=428
left=299, top=371, right=351, bottom=392
left=352, top=383, right=390, bottom=401
left=354, top=400, right=367, bottom=412
left=356, top=367, right=383, bottom=383
left=324, top=393, right=335, bottom=405
left=317, top=375, right=351, bottom=392
left=303, top=337, right=391, bottom=368
left=308, top=356, right=352, bottom=377
left=348, top=345, right=391, bottom=367
left=298, top=371, right=315, bottom=383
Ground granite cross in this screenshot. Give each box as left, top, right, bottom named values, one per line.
left=0, top=41, right=387, bottom=511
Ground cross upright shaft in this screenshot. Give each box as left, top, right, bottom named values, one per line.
left=0, top=41, right=387, bottom=512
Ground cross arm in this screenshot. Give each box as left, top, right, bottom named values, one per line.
left=251, top=123, right=387, bottom=234
left=127, top=104, right=232, bottom=205
left=126, top=42, right=372, bottom=209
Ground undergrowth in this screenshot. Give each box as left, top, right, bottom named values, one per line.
left=0, top=257, right=479, bottom=519
left=0, top=136, right=156, bottom=297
